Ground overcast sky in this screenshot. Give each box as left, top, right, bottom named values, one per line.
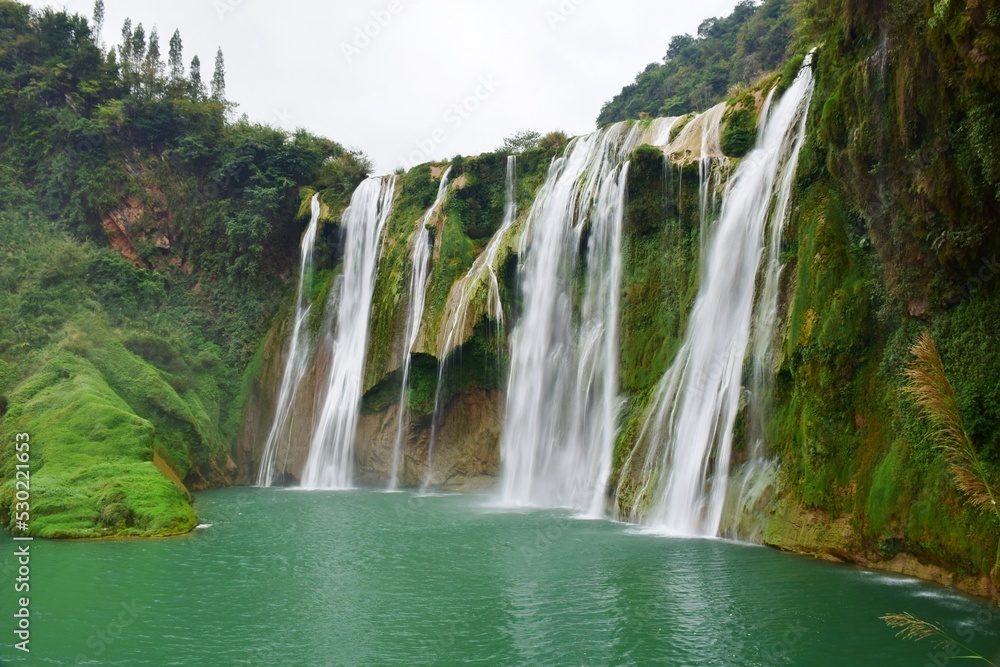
left=36, top=0, right=742, bottom=172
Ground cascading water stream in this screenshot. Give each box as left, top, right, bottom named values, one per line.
left=301, top=176, right=397, bottom=490
left=665, top=103, right=728, bottom=254
left=696, top=104, right=729, bottom=256
left=389, top=167, right=451, bottom=490
left=436, top=156, right=518, bottom=359
left=423, top=157, right=517, bottom=490
left=255, top=195, right=321, bottom=487
left=620, top=56, right=815, bottom=535
left=499, top=122, right=647, bottom=515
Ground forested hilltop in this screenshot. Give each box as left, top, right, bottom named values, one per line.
left=0, top=0, right=368, bottom=535
left=597, top=0, right=796, bottom=124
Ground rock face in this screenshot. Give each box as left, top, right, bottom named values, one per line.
left=355, top=389, right=502, bottom=490
left=234, top=302, right=501, bottom=489
left=763, top=495, right=997, bottom=601
left=233, top=307, right=336, bottom=486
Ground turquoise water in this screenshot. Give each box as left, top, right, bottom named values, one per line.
left=2, top=488, right=998, bottom=665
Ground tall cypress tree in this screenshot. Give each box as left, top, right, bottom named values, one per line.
left=168, top=30, right=184, bottom=82
left=142, top=27, right=163, bottom=97
left=190, top=55, right=204, bottom=98
left=92, top=0, right=104, bottom=48
left=211, top=47, right=226, bottom=101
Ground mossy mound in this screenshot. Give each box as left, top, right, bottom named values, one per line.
left=0, top=351, right=196, bottom=538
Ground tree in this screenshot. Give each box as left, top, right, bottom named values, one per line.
left=190, top=55, right=204, bottom=97
left=142, top=27, right=163, bottom=96
left=119, top=18, right=132, bottom=64
left=168, top=30, right=184, bottom=82
left=92, top=0, right=104, bottom=48
left=500, top=130, right=541, bottom=154
left=211, top=47, right=225, bottom=101
left=130, top=23, right=146, bottom=67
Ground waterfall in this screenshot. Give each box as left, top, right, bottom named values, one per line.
left=499, top=122, right=649, bottom=514
left=424, top=157, right=517, bottom=489
left=623, top=56, right=815, bottom=536
left=389, top=167, right=452, bottom=490
left=301, top=176, right=397, bottom=490
left=256, top=195, right=321, bottom=487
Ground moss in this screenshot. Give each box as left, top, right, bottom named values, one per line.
left=611, top=153, right=706, bottom=501
left=624, top=145, right=669, bottom=235
left=720, top=103, right=757, bottom=157
left=669, top=114, right=693, bottom=143
left=361, top=318, right=505, bottom=418
left=801, top=0, right=1000, bottom=304
left=620, top=159, right=702, bottom=393
left=767, top=152, right=1000, bottom=581
left=365, top=164, right=441, bottom=391
left=0, top=351, right=196, bottom=538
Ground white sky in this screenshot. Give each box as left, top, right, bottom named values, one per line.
left=36, top=0, right=742, bottom=172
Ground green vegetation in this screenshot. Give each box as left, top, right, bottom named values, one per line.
left=720, top=97, right=758, bottom=157
left=803, top=0, right=1000, bottom=300
left=904, top=332, right=1000, bottom=574
left=0, top=1, right=367, bottom=535
left=597, top=0, right=795, bottom=124
left=612, top=150, right=704, bottom=508
left=619, top=148, right=701, bottom=392
left=768, top=141, right=1000, bottom=584
left=753, top=0, right=1000, bottom=587
left=0, top=351, right=197, bottom=537
left=882, top=613, right=998, bottom=665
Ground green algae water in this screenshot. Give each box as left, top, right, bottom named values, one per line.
left=4, top=488, right=999, bottom=666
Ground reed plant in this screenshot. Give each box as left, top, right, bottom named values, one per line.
left=881, top=333, right=1000, bottom=663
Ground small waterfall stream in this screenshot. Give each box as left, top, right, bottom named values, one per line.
left=436, top=156, right=518, bottom=361
left=256, top=195, right=321, bottom=487
left=389, top=167, right=452, bottom=490
left=623, top=57, right=815, bottom=535
left=301, top=176, right=397, bottom=490
left=423, top=157, right=517, bottom=489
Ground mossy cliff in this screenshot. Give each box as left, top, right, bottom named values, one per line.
left=598, top=5, right=1000, bottom=594
left=723, top=0, right=1000, bottom=598
left=612, top=147, right=706, bottom=511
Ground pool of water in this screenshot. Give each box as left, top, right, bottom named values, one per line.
left=3, top=488, right=998, bottom=665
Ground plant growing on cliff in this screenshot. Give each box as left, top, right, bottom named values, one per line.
left=904, top=331, right=1000, bottom=576
left=875, top=331, right=1000, bottom=663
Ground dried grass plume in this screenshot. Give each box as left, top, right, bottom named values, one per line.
left=904, top=332, right=998, bottom=515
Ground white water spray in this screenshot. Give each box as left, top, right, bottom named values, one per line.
left=301, top=176, right=396, bottom=490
